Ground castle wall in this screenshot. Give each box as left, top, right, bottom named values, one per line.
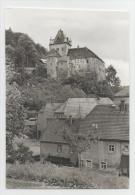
left=68, top=57, right=106, bottom=80
left=49, top=43, right=71, bottom=56
left=87, top=58, right=106, bottom=81
left=47, top=57, right=58, bottom=79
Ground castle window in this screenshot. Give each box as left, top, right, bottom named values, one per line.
left=56, top=48, right=59, bottom=51
left=108, top=144, right=115, bottom=152
left=100, top=161, right=107, bottom=169
left=57, top=144, right=62, bottom=153
left=86, top=59, right=89, bottom=63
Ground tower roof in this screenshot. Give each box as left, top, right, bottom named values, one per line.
left=50, top=29, right=72, bottom=46
left=54, top=29, right=65, bottom=44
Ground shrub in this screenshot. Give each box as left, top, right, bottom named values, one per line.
left=6, top=163, right=129, bottom=189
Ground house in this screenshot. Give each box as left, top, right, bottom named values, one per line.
left=44, top=29, right=106, bottom=80
left=54, top=97, right=114, bottom=119
left=40, top=97, right=114, bottom=165
left=40, top=118, right=79, bottom=166
left=114, top=86, right=129, bottom=105
left=38, top=98, right=114, bottom=134
left=78, top=104, right=129, bottom=172
left=37, top=103, right=62, bottom=135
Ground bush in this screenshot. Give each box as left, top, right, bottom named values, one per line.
left=6, top=163, right=129, bottom=189
left=6, top=143, right=33, bottom=164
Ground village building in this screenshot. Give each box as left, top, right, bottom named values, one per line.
left=40, top=101, right=129, bottom=174
left=45, top=29, right=106, bottom=80
left=79, top=104, right=129, bottom=173
left=114, top=86, right=129, bottom=105
left=54, top=97, right=113, bottom=119
left=37, top=103, right=62, bottom=136
left=40, top=97, right=114, bottom=166
left=38, top=97, right=113, bottom=135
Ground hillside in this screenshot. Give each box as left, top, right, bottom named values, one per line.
left=5, top=29, right=86, bottom=109
left=21, top=76, right=86, bottom=110
left=6, top=29, right=122, bottom=111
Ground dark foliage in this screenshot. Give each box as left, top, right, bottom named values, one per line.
left=63, top=73, right=114, bottom=98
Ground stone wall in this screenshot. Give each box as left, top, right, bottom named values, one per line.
left=49, top=43, right=71, bottom=56
left=46, top=56, right=58, bottom=79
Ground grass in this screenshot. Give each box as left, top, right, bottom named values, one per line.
left=7, top=178, right=64, bottom=189
left=6, top=162, right=129, bottom=189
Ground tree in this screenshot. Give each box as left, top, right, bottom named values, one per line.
left=106, top=65, right=121, bottom=93
left=6, top=56, right=25, bottom=160
left=15, top=143, right=33, bottom=164
left=63, top=120, right=100, bottom=167
left=33, top=62, right=47, bottom=78
left=62, top=73, right=114, bottom=98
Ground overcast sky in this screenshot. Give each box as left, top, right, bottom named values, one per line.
left=5, top=9, right=129, bottom=85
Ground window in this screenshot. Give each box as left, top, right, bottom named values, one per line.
left=61, top=47, right=64, bottom=51
left=56, top=48, right=59, bottom=51
left=80, top=160, right=85, bottom=167
left=124, top=145, right=129, bottom=151
left=57, top=144, right=62, bottom=153
left=122, top=145, right=129, bottom=153
left=86, top=160, right=93, bottom=168
left=100, top=161, right=107, bottom=169
left=108, top=144, right=115, bottom=152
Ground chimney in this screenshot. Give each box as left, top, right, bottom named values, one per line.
left=119, top=100, right=126, bottom=112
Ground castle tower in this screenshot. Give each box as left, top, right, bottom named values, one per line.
left=49, top=29, right=72, bottom=57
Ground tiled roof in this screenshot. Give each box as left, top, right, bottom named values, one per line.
left=52, top=29, right=71, bottom=45
left=67, top=47, right=104, bottom=63
left=54, top=98, right=114, bottom=118
left=54, top=29, right=65, bottom=44
left=115, top=86, right=129, bottom=97
left=40, top=119, right=69, bottom=143
left=46, top=49, right=61, bottom=58
left=39, top=103, right=62, bottom=118
left=79, top=105, right=129, bottom=141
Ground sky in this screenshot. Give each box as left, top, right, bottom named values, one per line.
left=5, top=9, right=129, bottom=85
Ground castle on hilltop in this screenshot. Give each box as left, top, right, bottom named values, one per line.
left=45, top=29, right=106, bottom=81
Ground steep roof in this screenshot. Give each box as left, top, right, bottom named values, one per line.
left=54, top=29, right=65, bottom=44
left=51, top=29, right=71, bottom=46
left=40, top=119, right=69, bottom=143
left=79, top=105, right=129, bottom=141
left=115, top=86, right=129, bottom=97
left=46, top=49, right=61, bottom=58
left=54, top=97, right=114, bottom=119
left=39, top=103, right=62, bottom=118
left=67, top=47, right=104, bottom=63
